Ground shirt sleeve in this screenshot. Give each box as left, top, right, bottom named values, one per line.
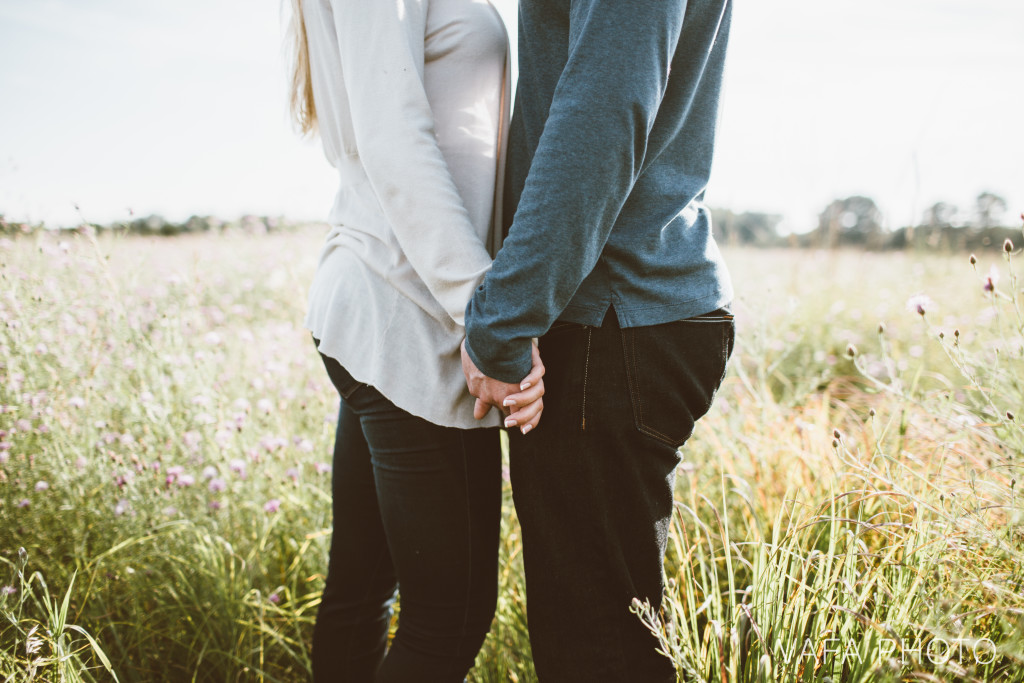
left=463, top=0, right=691, bottom=382
left=328, top=0, right=493, bottom=327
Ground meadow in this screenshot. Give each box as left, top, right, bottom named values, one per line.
left=1, top=226, right=1023, bottom=682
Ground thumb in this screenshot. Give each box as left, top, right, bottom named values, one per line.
left=473, top=398, right=491, bottom=420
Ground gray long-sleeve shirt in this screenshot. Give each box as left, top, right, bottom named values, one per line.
left=464, top=0, right=735, bottom=383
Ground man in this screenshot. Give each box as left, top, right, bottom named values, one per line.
left=462, top=0, right=735, bottom=679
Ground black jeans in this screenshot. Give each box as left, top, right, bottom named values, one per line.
left=312, top=349, right=502, bottom=682
left=509, top=308, right=734, bottom=682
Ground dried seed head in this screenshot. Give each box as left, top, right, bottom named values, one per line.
left=832, top=439, right=839, bottom=449
left=938, top=331, right=944, bottom=339
left=1005, top=238, right=1014, bottom=253
left=954, top=329, right=960, bottom=338
left=970, top=253, right=977, bottom=265
left=1008, top=411, right=1015, bottom=422
left=878, top=322, right=886, bottom=335
left=833, top=428, right=842, bottom=440
left=846, top=344, right=857, bottom=358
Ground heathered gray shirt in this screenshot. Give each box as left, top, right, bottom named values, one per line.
left=464, top=0, right=735, bottom=383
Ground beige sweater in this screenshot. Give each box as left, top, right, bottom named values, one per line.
left=302, top=0, right=510, bottom=428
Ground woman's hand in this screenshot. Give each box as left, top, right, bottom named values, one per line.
left=499, top=343, right=545, bottom=435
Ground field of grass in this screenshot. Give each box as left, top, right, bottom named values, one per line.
left=2, top=226, right=1023, bottom=682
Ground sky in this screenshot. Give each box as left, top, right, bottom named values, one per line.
left=1, top=0, right=1022, bottom=233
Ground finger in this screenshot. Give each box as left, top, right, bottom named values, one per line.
left=520, top=398, right=543, bottom=435
left=473, top=397, right=492, bottom=420
left=502, top=377, right=544, bottom=410
left=516, top=345, right=545, bottom=391
left=507, top=395, right=543, bottom=427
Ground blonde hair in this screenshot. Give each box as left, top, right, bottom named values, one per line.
left=287, top=0, right=317, bottom=134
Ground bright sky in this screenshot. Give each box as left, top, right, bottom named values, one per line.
left=1, top=0, right=1021, bottom=233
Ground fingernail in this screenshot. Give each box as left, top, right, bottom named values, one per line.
left=504, top=417, right=517, bottom=428
left=520, top=382, right=531, bottom=391
left=521, top=424, right=533, bottom=435
left=503, top=397, right=516, bottom=407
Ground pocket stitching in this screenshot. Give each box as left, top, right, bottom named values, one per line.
left=624, top=329, right=682, bottom=446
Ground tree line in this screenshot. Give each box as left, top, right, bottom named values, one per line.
left=2, top=190, right=1019, bottom=251
left=713, top=191, right=1020, bottom=251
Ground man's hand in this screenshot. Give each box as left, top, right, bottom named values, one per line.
left=461, top=340, right=545, bottom=434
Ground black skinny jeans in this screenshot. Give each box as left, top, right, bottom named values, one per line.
left=312, top=348, right=501, bottom=682
left=509, top=307, right=735, bottom=682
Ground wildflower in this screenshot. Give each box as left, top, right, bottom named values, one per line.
left=1, top=586, right=16, bottom=596
left=905, top=294, right=935, bottom=317
left=257, top=398, right=274, bottom=414
left=114, top=499, right=129, bottom=516
left=177, top=474, right=196, bottom=487
left=166, top=465, right=185, bottom=478
left=296, top=438, right=314, bottom=453
left=17, top=499, right=29, bottom=508
left=268, top=592, right=281, bottom=605
left=285, top=467, right=300, bottom=482
left=209, top=477, right=227, bottom=492
left=201, top=465, right=218, bottom=480
left=983, top=264, right=999, bottom=293
left=68, top=396, right=85, bottom=409
left=209, top=500, right=222, bottom=511
left=16, top=419, right=31, bottom=433
left=183, top=432, right=201, bottom=450
left=263, top=499, right=281, bottom=513
left=229, top=459, right=247, bottom=477
left=34, top=480, right=49, bottom=492
left=314, top=462, right=332, bottom=475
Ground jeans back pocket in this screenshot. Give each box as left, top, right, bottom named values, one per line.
left=620, top=313, right=734, bottom=448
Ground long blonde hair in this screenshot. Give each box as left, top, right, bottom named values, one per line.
left=287, top=0, right=317, bottom=134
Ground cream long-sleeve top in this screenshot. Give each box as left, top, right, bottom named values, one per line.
left=302, top=0, right=510, bottom=429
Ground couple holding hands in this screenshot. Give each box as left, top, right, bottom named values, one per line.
left=289, top=0, right=735, bottom=680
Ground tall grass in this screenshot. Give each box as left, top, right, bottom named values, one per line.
left=1, top=227, right=1023, bottom=681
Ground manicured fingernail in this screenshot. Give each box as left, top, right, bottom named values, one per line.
left=521, top=424, right=533, bottom=435
left=504, top=417, right=517, bottom=428
left=520, top=382, right=531, bottom=391
left=503, top=397, right=516, bottom=407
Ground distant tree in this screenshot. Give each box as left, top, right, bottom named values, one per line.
left=973, top=191, right=1008, bottom=229
left=711, top=209, right=783, bottom=246
left=920, top=201, right=958, bottom=228
left=816, top=195, right=883, bottom=248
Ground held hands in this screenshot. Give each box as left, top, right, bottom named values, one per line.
left=460, top=340, right=545, bottom=434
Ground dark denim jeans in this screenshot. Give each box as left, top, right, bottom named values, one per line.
left=312, top=348, right=502, bottom=682
left=509, top=308, right=734, bottom=682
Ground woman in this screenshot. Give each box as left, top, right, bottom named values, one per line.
left=286, top=0, right=544, bottom=680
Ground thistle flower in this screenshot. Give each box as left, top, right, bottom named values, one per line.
left=268, top=592, right=281, bottom=605
left=34, top=480, right=49, bottom=492
left=209, top=477, right=227, bottom=493
left=263, top=499, right=281, bottom=513
left=314, top=462, right=332, bottom=475
left=983, top=264, right=999, bottom=293
left=905, top=294, right=935, bottom=317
